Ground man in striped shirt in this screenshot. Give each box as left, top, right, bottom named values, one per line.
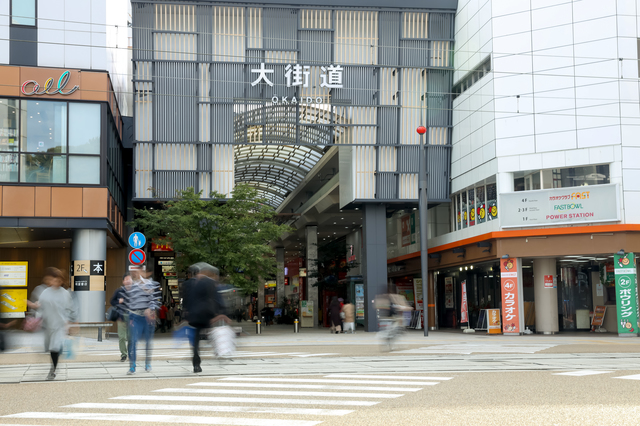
left=125, top=269, right=161, bottom=375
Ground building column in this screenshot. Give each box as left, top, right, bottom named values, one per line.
left=276, top=247, right=285, bottom=304
left=533, top=258, right=559, bottom=334
left=362, top=204, right=388, bottom=332
left=305, top=226, right=319, bottom=328
left=71, top=229, right=107, bottom=323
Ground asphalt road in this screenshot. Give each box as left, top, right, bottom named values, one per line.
left=0, top=369, right=639, bottom=426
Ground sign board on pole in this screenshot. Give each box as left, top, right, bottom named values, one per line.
left=460, top=280, right=469, bottom=324
left=0, top=288, right=27, bottom=317
left=487, top=309, right=502, bottom=334
left=613, top=252, right=640, bottom=336
left=128, top=232, right=146, bottom=249
left=300, top=300, right=314, bottom=328
left=500, top=258, right=521, bottom=334
left=129, top=249, right=146, bottom=265
left=0, top=262, right=28, bottom=287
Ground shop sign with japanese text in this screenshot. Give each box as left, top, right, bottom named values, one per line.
left=613, top=252, right=640, bottom=336
left=460, top=280, right=469, bottom=324
left=500, top=184, right=619, bottom=228
left=251, top=63, right=343, bottom=105
left=500, top=257, right=521, bottom=333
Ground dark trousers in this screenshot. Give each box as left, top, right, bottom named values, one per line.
left=192, top=326, right=206, bottom=368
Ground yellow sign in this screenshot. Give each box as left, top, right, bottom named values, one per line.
left=0, top=289, right=27, bottom=313
left=0, top=261, right=28, bottom=287
left=265, top=280, right=277, bottom=288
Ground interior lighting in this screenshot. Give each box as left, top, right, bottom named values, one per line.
left=465, top=266, right=468, bottom=270
left=459, top=267, right=462, bottom=271
left=470, top=265, right=473, bottom=270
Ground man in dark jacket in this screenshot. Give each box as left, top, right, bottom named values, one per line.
left=110, top=274, right=132, bottom=362
left=180, top=264, right=200, bottom=323
left=186, top=263, right=225, bottom=373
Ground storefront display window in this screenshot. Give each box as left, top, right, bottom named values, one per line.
left=455, top=194, right=461, bottom=230
left=486, top=183, right=498, bottom=221
left=461, top=191, right=467, bottom=228
left=476, top=185, right=485, bottom=224
left=553, top=165, right=610, bottom=188
left=0, top=98, right=101, bottom=184
left=559, top=264, right=593, bottom=330
left=468, top=188, right=475, bottom=226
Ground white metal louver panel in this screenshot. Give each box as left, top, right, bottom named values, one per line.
left=402, top=12, right=428, bottom=38
left=335, top=11, right=378, bottom=65
left=212, top=144, right=234, bottom=197
left=247, top=8, right=262, bottom=49
left=399, top=173, right=417, bottom=199
left=212, top=7, right=245, bottom=62
left=300, top=9, right=332, bottom=29
left=135, top=143, right=153, bottom=198
left=400, top=68, right=426, bottom=146
left=155, top=144, right=197, bottom=170
left=354, top=146, right=375, bottom=199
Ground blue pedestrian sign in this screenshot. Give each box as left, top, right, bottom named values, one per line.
left=128, top=232, right=146, bottom=249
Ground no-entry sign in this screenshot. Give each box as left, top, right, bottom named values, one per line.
left=129, top=249, right=146, bottom=265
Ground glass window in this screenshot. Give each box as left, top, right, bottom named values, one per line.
left=11, top=0, right=36, bottom=26
left=69, top=103, right=101, bottom=154
left=487, top=183, right=498, bottom=221
left=468, top=188, right=475, bottom=226
left=0, top=153, right=19, bottom=182
left=476, top=185, right=485, bottom=224
left=20, top=154, right=66, bottom=183
left=552, top=165, right=610, bottom=188
left=69, top=156, right=100, bottom=184
left=21, top=101, right=67, bottom=153
left=0, top=99, right=19, bottom=152
left=461, top=191, right=467, bottom=228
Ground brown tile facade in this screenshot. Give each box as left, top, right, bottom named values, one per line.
left=3, top=186, right=35, bottom=216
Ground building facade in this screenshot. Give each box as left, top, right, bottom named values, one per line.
left=385, top=0, right=640, bottom=335
left=0, top=0, right=131, bottom=326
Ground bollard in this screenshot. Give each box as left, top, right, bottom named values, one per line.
left=293, top=319, right=299, bottom=333
left=256, top=320, right=262, bottom=334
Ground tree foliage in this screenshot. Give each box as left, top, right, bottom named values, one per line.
left=130, top=184, right=292, bottom=293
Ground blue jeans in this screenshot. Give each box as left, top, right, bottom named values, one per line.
left=128, top=313, right=153, bottom=370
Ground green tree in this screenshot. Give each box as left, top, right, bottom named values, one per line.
left=130, top=184, right=292, bottom=293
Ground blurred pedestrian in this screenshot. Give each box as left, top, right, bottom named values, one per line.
left=341, top=299, right=355, bottom=334
left=180, top=264, right=200, bottom=323
left=186, top=263, right=228, bottom=373
left=167, top=304, right=174, bottom=330
left=329, top=296, right=342, bottom=334
left=110, top=274, right=132, bottom=362
left=38, top=267, right=77, bottom=380
left=125, top=269, right=160, bottom=375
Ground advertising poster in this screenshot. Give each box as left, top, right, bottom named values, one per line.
left=396, top=281, right=414, bottom=308
left=413, top=278, right=423, bottom=311
left=487, top=309, right=502, bottom=334
left=0, top=262, right=28, bottom=287
left=460, top=280, right=469, bottom=324
left=544, top=275, right=554, bottom=289
left=355, top=284, right=365, bottom=320
left=613, top=253, right=640, bottom=336
left=591, top=306, right=607, bottom=327
left=500, top=257, right=521, bottom=333
left=444, top=277, right=454, bottom=308
left=0, top=288, right=27, bottom=318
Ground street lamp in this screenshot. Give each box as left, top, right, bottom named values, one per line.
left=416, top=125, right=428, bottom=337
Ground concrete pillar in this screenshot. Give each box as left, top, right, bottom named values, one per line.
left=305, top=226, right=319, bottom=328
left=276, top=247, right=285, bottom=304
left=362, top=204, right=388, bottom=332
left=533, top=258, right=559, bottom=334
left=71, top=229, right=107, bottom=323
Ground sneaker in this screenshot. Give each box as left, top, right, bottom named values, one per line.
left=194, top=366, right=202, bottom=373
left=126, top=368, right=135, bottom=375
left=145, top=364, right=152, bottom=372
left=46, top=371, right=56, bottom=380
left=120, top=355, right=127, bottom=362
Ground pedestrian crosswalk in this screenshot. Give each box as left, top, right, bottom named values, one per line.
left=554, top=370, right=640, bottom=380
left=88, top=349, right=339, bottom=359
left=1, top=373, right=454, bottom=425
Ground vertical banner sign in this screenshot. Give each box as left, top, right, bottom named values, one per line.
left=401, top=215, right=411, bottom=247
left=501, top=257, right=521, bottom=333
left=460, top=280, right=469, bottom=324
left=613, top=253, right=640, bottom=336
left=444, top=277, right=454, bottom=308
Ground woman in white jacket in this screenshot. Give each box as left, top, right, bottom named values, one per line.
left=37, top=267, right=77, bottom=380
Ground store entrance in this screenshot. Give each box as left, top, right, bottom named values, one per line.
left=558, top=263, right=594, bottom=331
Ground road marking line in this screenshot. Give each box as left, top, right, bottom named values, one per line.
left=2, top=412, right=321, bottom=426
left=66, top=402, right=353, bottom=416
left=613, top=374, right=640, bottom=380
left=219, top=377, right=439, bottom=386
left=113, top=395, right=380, bottom=406
left=189, top=382, right=421, bottom=392
left=292, top=353, right=339, bottom=357
left=155, top=388, right=403, bottom=399
left=325, top=374, right=454, bottom=381
left=553, top=370, right=613, bottom=376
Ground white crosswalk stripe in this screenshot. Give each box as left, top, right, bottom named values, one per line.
left=613, top=374, right=640, bottom=380
left=1, top=373, right=455, bottom=425
left=553, top=370, right=612, bottom=376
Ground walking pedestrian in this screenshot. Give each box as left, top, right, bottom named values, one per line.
left=159, top=303, right=168, bottom=333
left=341, top=299, right=356, bottom=333
left=167, top=304, right=174, bottom=330
left=38, top=267, right=77, bottom=380
left=124, top=269, right=160, bottom=375
left=180, top=264, right=200, bottom=323
left=109, top=274, right=132, bottom=362
left=186, top=263, right=228, bottom=373
left=329, top=296, right=342, bottom=334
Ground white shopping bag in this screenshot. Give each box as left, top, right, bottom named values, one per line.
left=209, top=325, right=236, bottom=357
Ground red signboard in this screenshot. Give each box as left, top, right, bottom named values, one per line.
left=500, top=258, right=521, bottom=333
left=151, top=242, right=172, bottom=252
left=401, top=215, right=411, bottom=247
left=460, top=280, right=469, bottom=324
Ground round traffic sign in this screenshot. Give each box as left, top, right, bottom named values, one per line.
left=129, top=249, right=146, bottom=265
left=129, top=232, right=146, bottom=249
